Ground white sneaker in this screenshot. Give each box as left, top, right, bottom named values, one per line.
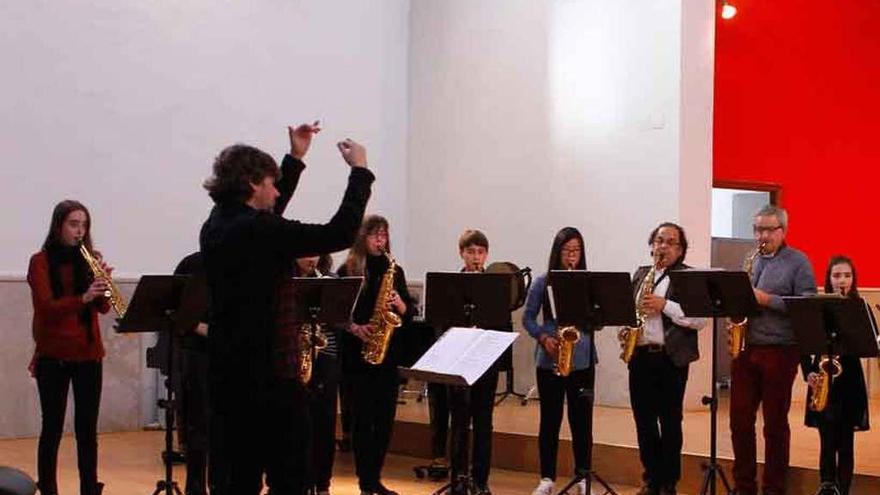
left=574, top=479, right=598, bottom=495
left=531, top=478, right=555, bottom=495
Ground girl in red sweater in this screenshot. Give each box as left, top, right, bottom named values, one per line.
left=27, top=200, right=111, bottom=495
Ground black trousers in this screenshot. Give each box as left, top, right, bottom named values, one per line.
left=181, top=348, right=210, bottom=495
left=428, top=382, right=450, bottom=460
left=339, top=373, right=354, bottom=441
left=349, top=366, right=400, bottom=491
left=35, top=358, right=102, bottom=495
left=628, top=349, right=689, bottom=489
left=818, top=420, right=855, bottom=494
left=308, top=353, right=341, bottom=491
left=535, top=366, right=595, bottom=481
left=449, top=367, right=498, bottom=487
left=211, top=378, right=310, bottom=495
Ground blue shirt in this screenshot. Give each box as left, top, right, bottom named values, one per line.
left=522, top=273, right=595, bottom=370
left=750, top=245, right=817, bottom=345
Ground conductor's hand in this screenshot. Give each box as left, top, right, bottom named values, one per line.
left=349, top=323, right=375, bottom=342
left=540, top=335, right=560, bottom=360
left=640, top=294, right=666, bottom=316
left=82, top=279, right=108, bottom=304
left=337, top=139, right=367, bottom=168
left=289, top=121, right=321, bottom=160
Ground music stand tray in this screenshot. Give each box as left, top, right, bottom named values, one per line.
left=785, top=296, right=880, bottom=358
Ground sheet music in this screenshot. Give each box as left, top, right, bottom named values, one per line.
left=410, top=327, right=518, bottom=386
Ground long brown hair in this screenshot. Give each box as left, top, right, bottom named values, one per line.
left=344, top=214, right=390, bottom=277
left=42, top=199, right=94, bottom=252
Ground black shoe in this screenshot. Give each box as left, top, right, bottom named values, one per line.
left=374, top=483, right=399, bottom=495
left=815, top=482, right=841, bottom=495
left=635, top=485, right=659, bottom=495
left=474, top=485, right=492, bottom=495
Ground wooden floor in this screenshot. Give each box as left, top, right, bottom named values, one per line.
left=397, top=390, right=880, bottom=475
left=0, top=431, right=643, bottom=495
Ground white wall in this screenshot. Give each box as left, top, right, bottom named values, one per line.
left=0, top=0, right=411, bottom=277
left=407, top=0, right=714, bottom=408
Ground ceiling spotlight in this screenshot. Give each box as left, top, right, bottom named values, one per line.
left=721, top=1, right=737, bottom=19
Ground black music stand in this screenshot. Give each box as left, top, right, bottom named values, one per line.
left=116, top=275, right=205, bottom=495
left=786, top=295, right=880, bottom=360
left=668, top=270, right=759, bottom=495
left=546, top=270, right=636, bottom=495
left=412, top=272, right=512, bottom=495
left=286, top=276, right=363, bottom=368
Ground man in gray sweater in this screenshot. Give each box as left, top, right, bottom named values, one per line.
left=730, top=205, right=817, bottom=495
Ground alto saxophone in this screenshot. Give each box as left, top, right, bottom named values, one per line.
left=362, top=252, right=403, bottom=365
left=79, top=241, right=127, bottom=318
left=809, top=355, right=842, bottom=412
left=727, top=242, right=766, bottom=359
left=554, top=325, right=581, bottom=377
left=297, top=268, right=329, bottom=384
left=298, top=323, right=328, bottom=384
left=619, top=253, right=660, bottom=363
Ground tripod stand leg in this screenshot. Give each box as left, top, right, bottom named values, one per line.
left=716, top=467, right=733, bottom=494
left=591, top=471, right=618, bottom=495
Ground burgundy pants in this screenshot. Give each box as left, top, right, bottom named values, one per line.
left=729, top=345, right=800, bottom=495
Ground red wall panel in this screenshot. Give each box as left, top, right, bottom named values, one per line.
left=714, top=0, right=880, bottom=285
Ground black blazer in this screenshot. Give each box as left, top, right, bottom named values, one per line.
left=200, top=160, right=373, bottom=401
left=631, top=261, right=700, bottom=368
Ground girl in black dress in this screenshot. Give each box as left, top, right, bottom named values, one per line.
left=803, top=255, right=870, bottom=495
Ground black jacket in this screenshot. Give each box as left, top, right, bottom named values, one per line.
left=338, top=254, right=416, bottom=373
left=200, top=159, right=373, bottom=401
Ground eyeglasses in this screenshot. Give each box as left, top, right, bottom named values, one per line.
left=561, top=247, right=582, bottom=255
left=652, top=238, right=680, bottom=247
left=752, top=225, right=783, bottom=235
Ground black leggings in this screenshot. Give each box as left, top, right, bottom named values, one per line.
left=818, top=420, right=855, bottom=494
left=35, top=358, right=102, bottom=495
left=535, top=367, right=595, bottom=481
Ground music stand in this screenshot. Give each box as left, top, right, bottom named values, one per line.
left=546, top=270, right=635, bottom=495
left=285, top=276, right=363, bottom=370
left=417, top=272, right=512, bottom=495
left=786, top=296, right=880, bottom=359
left=668, top=270, right=760, bottom=495
left=116, top=275, right=205, bottom=495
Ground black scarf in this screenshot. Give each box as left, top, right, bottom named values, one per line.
left=45, top=243, right=94, bottom=337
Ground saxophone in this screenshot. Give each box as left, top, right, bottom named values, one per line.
left=297, top=268, right=329, bottom=384
left=362, top=252, right=403, bottom=365
left=554, top=325, right=581, bottom=377
left=727, top=242, right=766, bottom=359
left=809, top=355, right=842, bottom=412
left=79, top=241, right=127, bottom=318
left=619, top=253, right=660, bottom=363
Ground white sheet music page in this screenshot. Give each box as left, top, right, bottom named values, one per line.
left=410, top=327, right=518, bottom=386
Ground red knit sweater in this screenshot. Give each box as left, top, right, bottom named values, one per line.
left=28, top=251, right=107, bottom=361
